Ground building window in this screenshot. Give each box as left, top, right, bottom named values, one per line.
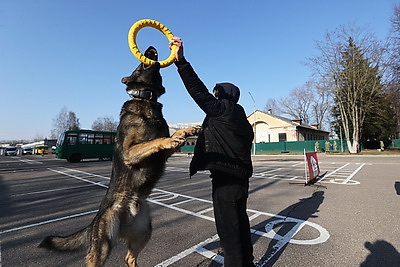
left=278, top=133, right=287, bottom=142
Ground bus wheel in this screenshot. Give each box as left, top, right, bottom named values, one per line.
left=68, top=154, right=82, bottom=163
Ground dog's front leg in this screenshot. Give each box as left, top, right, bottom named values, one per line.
left=123, top=137, right=183, bottom=166
left=171, top=126, right=201, bottom=140
left=123, top=126, right=201, bottom=166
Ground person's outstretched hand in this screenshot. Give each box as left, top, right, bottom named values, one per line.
left=169, top=36, right=184, bottom=61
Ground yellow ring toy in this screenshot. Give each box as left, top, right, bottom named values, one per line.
left=128, top=19, right=176, bottom=68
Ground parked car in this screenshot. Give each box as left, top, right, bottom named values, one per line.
left=34, top=145, right=49, bottom=155
left=5, top=146, right=18, bottom=156
left=22, top=147, right=33, bottom=155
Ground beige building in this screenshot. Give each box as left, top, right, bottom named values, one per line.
left=247, top=110, right=329, bottom=143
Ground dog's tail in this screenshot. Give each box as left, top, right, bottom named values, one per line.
left=38, top=226, right=90, bottom=251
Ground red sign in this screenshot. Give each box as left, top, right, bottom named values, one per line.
left=305, top=152, right=320, bottom=185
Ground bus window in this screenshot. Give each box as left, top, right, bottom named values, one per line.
left=95, top=133, right=103, bottom=144
left=57, top=133, right=65, bottom=146
left=103, top=134, right=114, bottom=144
left=67, top=135, right=77, bottom=145
left=78, top=133, right=95, bottom=145
left=88, top=133, right=94, bottom=144
left=79, top=133, right=87, bottom=144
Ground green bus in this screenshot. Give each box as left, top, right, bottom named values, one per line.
left=56, top=130, right=117, bottom=163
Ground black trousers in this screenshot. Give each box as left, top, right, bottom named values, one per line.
left=211, top=173, right=255, bottom=267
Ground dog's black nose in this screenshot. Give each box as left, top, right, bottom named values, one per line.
left=121, top=77, right=130, bottom=85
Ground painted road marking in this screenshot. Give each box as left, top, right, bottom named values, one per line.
left=11, top=184, right=94, bottom=197
left=0, top=210, right=98, bottom=235
left=48, top=167, right=109, bottom=188
left=2, top=166, right=330, bottom=266
left=17, top=158, right=43, bottom=165
left=342, top=163, right=365, bottom=184
left=164, top=163, right=363, bottom=185
left=154, top=234, right=223, bottom=267
left=319, top=163, right=364, bottom=185
left=50, top=168, right=330, bottom=265
left=252, top=162, right=363, bottom=185
left=5, top=156, right=43, bottom=165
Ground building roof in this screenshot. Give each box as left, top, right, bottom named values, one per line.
left=248, top=110, right=329, bottom=133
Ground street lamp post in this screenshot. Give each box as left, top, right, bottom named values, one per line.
left=248, top=92, right=256, bottom=155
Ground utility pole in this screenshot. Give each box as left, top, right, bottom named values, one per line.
left=248, top=92, right=256, bottom=155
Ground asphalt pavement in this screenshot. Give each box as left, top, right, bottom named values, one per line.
left=0, top=153, right=399, bottom=266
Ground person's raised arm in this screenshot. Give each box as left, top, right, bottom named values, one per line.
left=170, top=37, right=223, bottom=116
left=169, top=36, right=184, bottom=62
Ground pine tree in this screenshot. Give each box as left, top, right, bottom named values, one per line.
left=333, top=37, right=384, bottom=153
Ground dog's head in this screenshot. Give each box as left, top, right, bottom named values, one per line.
left=121, top=46, right=165, bottom=101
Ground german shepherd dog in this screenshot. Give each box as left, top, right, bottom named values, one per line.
left=39, top=47, right=200, bottom=266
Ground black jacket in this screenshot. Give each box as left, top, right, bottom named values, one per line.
left=175, top=57, right=253, bottom=179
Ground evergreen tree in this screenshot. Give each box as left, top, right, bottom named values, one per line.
left=333, top=37, right=385, bottom=153
left=361, top=93, right=396, bottom=148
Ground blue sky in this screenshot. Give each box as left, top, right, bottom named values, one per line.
left=1, top=0, right=398, bottom=141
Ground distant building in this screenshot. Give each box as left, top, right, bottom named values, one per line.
left=169, top=110, right=329, bottom=148
left=247, top=110, right=329, bottom=143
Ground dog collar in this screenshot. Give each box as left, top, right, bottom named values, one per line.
left=127, top=89, right=153, bottom=100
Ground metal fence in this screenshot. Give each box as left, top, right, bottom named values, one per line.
left=180, top=139, right=400, bottom=153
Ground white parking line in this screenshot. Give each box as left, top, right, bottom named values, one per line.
left=154, top=234, right=222, bottom=267
left=11, top=184, right=94, bottom=197
left=0, top=210, right=98, bottom=235
left=47, top=168, right=108, bottom=188
left=1, top=166, right=330, bottom=266
left=252, top=162, right=364, bottom=185
left=342, top=163, right=365, bottom=184
left=18, top=158, right=43, bottom=165
left=50, top=167, right=330, bottom=266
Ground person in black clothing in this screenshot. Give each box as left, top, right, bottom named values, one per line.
left=170, top=36, right=255, bottom=267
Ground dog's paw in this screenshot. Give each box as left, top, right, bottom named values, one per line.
left=172, top=126, right=202, bottom=139
left=159, top=136, right=186, bottom=151
left=170, top=136, right=186, bottom=148
left=187, top=126, right=202, bottom=136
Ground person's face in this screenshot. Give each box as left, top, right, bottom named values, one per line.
left=213, top=89, right=219, bottom=99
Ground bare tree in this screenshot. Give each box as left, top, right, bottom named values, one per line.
left=92, top=116, right=118, bottom=132
left=278, top=81, right=315, bottom=124
left=264, top=80, right=332, bottom=131
left=263, top=98, right=281, bottom=115
left=387, top=5, right=400, bottom=138
left=312, top=79, right=333, bottom=130
left=307, top=24, right=387, bottom=153
left=51, top=107, right=80, bottom=138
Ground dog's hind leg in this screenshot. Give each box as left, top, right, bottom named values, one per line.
left=124, top=224, right=151, bottom=267
left=122, top=201, right=152, bottom=267
left=86, top=207, right=121, bottom=267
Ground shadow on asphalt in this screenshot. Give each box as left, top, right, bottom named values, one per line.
left=0, top=174, right=12, bottom=226
left=253, top=190, right=325, bottom=266
left=395, top=181, right=400, bottom=195
left=360, top=240, right=400, bottom=266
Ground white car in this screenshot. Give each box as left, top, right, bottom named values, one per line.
left=22, top=147, right=33, bottom=155
left=5, top=147, right=18, bottom=156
